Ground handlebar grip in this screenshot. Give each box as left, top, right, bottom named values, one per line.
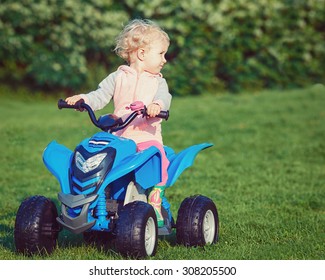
left=156, top=110, right=169, bottom=120
left=58, top=99, right=74, bottom=109
left=58, top=99, right=84, bottom=110
left=141, top=107, right=169, bottom=120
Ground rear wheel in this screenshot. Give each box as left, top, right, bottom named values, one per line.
left=115, top=201, right=158, bottom=258
left=176, top=195, right=219, bottom=246
left=14, top=195, right=60, bottom=255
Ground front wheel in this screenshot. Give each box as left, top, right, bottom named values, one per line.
left=115, top=201, right=158, bottom=258
left=14, top=195, right=60, bottom=255
left=176, top=195, right=219, bottom=246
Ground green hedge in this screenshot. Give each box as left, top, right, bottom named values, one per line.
left=0, top=0, right=127, bottom=89
left=0, top=0, right=324, bottom=94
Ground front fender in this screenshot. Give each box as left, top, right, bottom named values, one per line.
left=166, top=143, right=213, bottom=187
left=43, top=141, right=73, bottom=193
left=100, top=145, right=162, bottom=191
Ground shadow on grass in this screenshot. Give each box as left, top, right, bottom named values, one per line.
left=0, top=217, right=15, bottom=253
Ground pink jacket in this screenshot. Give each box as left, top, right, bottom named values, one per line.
left=81, top=65, right=172, bottom=144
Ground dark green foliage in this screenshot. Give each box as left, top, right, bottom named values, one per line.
left=0, top=0, right=324, bottom=94
left=0, top=0, right=127, bottom=90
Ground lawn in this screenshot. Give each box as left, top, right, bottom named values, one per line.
left=0, top=86, right=324, bottom=260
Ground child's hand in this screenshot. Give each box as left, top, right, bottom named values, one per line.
left=147, top=103, right=161, bottom=118
left=65, top=95, right=83, bottom=105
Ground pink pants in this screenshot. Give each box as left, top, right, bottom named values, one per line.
left=136, top=140, right=169, bottom=186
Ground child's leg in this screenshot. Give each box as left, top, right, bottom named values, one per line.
left=137, top=141, right=169, bottom=227
left=136, top=140, right=169, bottom=186
left=148, top=186, right=165, bottom=227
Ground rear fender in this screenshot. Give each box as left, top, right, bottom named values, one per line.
left=166, top=143, right=213, bottom=187
left=43, top=141, right=73, bottom=193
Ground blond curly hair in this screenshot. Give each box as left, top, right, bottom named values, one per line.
left=114, top=19, right=170, bottom=63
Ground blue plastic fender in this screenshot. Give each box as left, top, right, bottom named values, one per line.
left=43, top=141, right=73, bottom=194
left=98, top=145, right=162, bottom=192
left=166, top=143, right=213, bottom=187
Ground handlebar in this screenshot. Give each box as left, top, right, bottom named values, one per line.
left=146, top=109, right=169, bottom=120
left=57, top=99, right=169, bottom=132
left=58, top=99, right=85, bottom=110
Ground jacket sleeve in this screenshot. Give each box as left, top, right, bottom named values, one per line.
left=80, top=71, right=117, bottom=111
left=153, top=77, right=172, bottom=110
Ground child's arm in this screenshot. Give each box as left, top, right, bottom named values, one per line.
left=65, top=72, right=117, bottom=111
left=152, top=77, right=172, bottom=111
left=146, top=77, right=171, bottom=117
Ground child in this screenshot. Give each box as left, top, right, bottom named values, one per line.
left=65, top=19, right=172, bottom=227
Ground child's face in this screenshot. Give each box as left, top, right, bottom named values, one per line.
left=143, top=39, right=169, bottom=74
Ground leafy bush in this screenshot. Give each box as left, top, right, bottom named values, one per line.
left=0, top=0, right=324, bottom=94
left=0, top=0, right=127, bottom=90
left=215, top=0, right=325, bottom=91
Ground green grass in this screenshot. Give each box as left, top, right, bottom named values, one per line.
left=0, top=86, right=324, bottom=260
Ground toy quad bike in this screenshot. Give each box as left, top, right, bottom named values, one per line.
left=14, top=99, right=219, bottom=258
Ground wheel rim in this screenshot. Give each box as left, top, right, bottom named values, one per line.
left=203, top=210, right=216, bottom=244
left=144, top=217, right=156, bottom=256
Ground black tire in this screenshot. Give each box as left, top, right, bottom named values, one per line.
left=14, top=195, right=60, bottom=255
left=115, top=201, right=158, bottom=258
left=176, top=195, right=219, bottom=246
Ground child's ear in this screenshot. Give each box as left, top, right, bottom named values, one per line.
left=137, top=48, right=146, bottom=61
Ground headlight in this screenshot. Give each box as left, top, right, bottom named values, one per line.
left=75, top=152, right=107, bottom=173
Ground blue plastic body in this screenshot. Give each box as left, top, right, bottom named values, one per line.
left=43, top=131, right=212, bottom=233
